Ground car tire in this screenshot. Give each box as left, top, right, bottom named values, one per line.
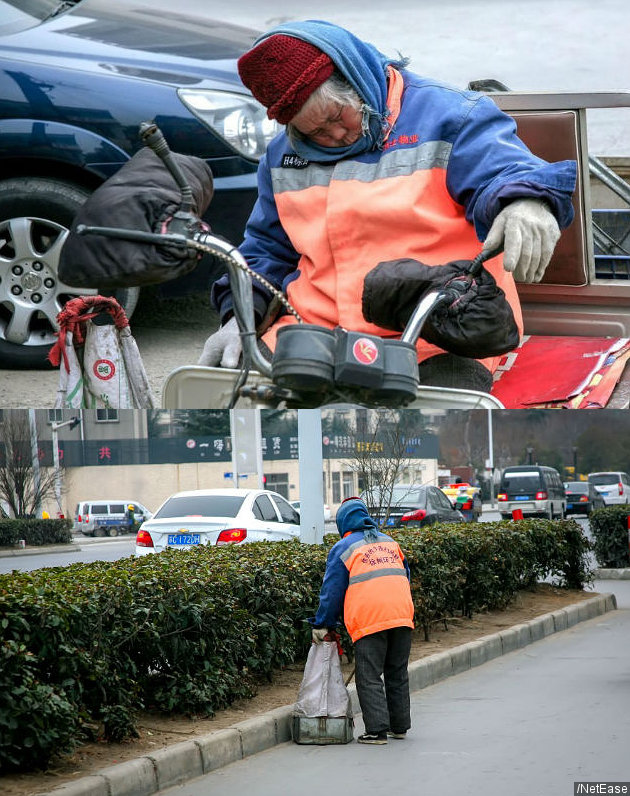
left=94, top=526, right=108, bottom=537
left=108, top=526, right=120, bottom=538
left=0, top=177, right=140, bottom=368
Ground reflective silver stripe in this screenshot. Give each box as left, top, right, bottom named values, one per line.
left=348, top=568, right=408, bottom=586
left=270, top=141, right=452, bottom=194
left=272, top=162, right=333, bottom=192
left=340, top=538, right=370, bottom=564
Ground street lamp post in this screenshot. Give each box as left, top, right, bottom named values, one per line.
left=51, top=416, right=81, bottom=515
left=573, top=446, right=578, bottom=479
left=487, top=409, right=495, bottom=508
left=527, top=447, right=534, bottom=465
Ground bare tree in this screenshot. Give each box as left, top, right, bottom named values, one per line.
left=0, top=411, right=60, bottom=518
left=341, top=409, right=416, bottom=523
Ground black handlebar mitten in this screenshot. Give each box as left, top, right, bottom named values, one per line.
left=59, top=147, right=214, bottom=288
left=362, top=258, right=520, bottom=359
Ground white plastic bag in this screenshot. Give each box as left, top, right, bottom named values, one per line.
left=49, top=296, right=155, bottom=409
left=293, top=641, right=353, bottom=719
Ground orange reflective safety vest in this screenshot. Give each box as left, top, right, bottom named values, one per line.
left=340, top=535, right=414, bottom=643
left=260, top=69, right=519, bottom=372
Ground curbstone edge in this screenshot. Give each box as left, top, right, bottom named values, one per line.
left=194, top=728, right=242, bottom=773
left=146, top=740, right=203, bottom=792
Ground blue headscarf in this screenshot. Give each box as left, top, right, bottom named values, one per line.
left=336, top=497, right=379, bottom=542
left=255, top=20, right=408, bottom=162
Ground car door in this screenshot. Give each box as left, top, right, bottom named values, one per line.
left=428, top=486, right=463, bottom=523
left=267, top=493, right=301, bottom=540
left=249, top=493, right=282, bottom=542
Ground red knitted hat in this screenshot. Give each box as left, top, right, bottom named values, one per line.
left=238, top=34, right=335, bottom=124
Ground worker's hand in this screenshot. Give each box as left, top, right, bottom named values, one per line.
left=197, top=316, right=242, bottom=368
left=484, top=198, right=561, bottom=283
left=312, top=628, right=329, bottom=645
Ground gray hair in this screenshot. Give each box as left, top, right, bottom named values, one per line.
left=286, top=71, right=365, bottom=146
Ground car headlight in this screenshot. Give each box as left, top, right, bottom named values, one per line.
left=178, top=89, right=280, bottom=160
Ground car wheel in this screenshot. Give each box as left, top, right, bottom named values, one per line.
left=0, top=177, right=140, bottom=368
left=93, top=526, right=108, bottom=537
left=108, top=526, right=120, bottom=538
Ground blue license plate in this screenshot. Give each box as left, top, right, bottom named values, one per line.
left=168, top=533, right=200, bottom=545
left=515, top=495, right=530, bottom=501
left=567, top=503, right=574, bottom=509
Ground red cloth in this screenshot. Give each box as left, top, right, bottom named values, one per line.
left=47, top=296, right=129, bottom=372
left=490, top=335, right=629, bottom=408
left=238, top=35, right=334, bottom=123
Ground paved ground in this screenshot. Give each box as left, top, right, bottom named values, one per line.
left=157, top=581, right=630, bottom=796
left=34, top=583, right=628, bottom=796
left=0, top=323, right=213, bottom=409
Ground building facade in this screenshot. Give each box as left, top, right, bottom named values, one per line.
left=0, top=409, right=439, bottom=519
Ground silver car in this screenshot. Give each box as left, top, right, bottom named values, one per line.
left=135, top=488, right=301, bottom=555
left=587, top=471, right=630, bottom=506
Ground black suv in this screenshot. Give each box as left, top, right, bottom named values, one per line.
left=0, top=0, right=277, bottom=366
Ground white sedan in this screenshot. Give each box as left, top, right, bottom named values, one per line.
left=135, top=488, right=301, bottom=555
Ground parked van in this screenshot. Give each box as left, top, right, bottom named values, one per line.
left=587, top=472, right=630, bottom=506
left=74, top=500, right=152, bottom=537
left=497, top=466, right=566, bottom=520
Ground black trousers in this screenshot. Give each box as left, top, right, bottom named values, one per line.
left=354, top=626, right=412, bottom=735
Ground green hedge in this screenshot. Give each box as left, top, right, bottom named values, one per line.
left=0, top=518, right=591, bottom=773
left=395, top=518, right=591, bottom=640
left=0, top=518, right=73, bottom=547
left=589, top=505, right=630, bottom=568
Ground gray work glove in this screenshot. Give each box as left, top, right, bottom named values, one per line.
left=197, top=316, right=242, bottom=368
left=311, top=628, right=329, bottom=645
left=483, top=198, right=561, bottom=283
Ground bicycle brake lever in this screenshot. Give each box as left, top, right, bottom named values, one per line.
left=467, top=245, right=503, bottom=277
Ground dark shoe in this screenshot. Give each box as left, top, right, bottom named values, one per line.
left=387, top=731, right=407, bottom=739
left=357, top=732, right=387, bottom=745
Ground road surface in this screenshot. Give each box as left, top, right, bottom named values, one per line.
left=157, top=580, right=630, bottom=796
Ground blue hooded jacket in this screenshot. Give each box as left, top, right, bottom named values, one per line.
left=309, top=498, right=411, bottom=631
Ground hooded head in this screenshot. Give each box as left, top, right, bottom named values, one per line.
left=237, top=34, right=334, bottom=125
left=237, top=20, right=408, bottom=163
left=336, top=497, right=379, bottom=542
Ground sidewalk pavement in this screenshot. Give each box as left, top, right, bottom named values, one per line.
left=0, top=533, right=132, bottom=558
left=42, top=589, right=619, bottom=796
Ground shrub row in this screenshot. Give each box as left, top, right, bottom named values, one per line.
left=589, top=505, right=630, bottom=568
left=0, top=518, right=73, bottom=547
left=394, top=518, right=591, bottom=640
left=0, top=518, right=591, bottom=772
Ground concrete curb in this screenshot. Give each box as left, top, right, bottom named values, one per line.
left=593, top=568, right=630, bottom=579
left=0, top=544, right=79, bottom=558
left=0, top=536, right=134, bottom=558
left=43, top=592, right=617, bottom=796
